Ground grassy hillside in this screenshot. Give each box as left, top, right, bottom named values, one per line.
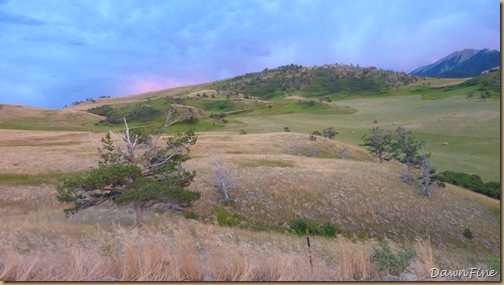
left=213, top=63, right=422, bottom=100
left=0, top=61, right=500, bottom=281
left=224, top=95, right=499, bottom=182
left=0, top=104, right=109, bottom=131
left=0, top=68, right=499, bottom=183
left=0, top=129, right=499, bottom=281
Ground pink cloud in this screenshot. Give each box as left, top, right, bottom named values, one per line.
left=129, top=78, right=177, bottom=94
left=122, top=73, right=211, bottom=96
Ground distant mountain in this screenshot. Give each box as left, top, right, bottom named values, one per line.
left=410, top=49, right=500, bottom=78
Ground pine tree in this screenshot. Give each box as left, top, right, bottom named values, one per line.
left=57, top=108, right=200, bottom=226
left=360, top=127, right=392, bottom=164
left=391, top=127, right=424, bottom=179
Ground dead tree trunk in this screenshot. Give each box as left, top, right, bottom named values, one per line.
left=339, top=147, right=347, bottom=160
left=134, top=201, right=145, bottom=227
left=209, top=151, right=235, bottom=201
left=421, top=153, right=433, bottom=198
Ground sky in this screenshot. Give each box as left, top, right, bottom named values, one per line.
left=0, top=0, right=500, bottom=109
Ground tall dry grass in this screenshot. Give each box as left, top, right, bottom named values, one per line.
left=1, top=219, right=446, bottom=281
left=0, top=130, right=500, bottom=281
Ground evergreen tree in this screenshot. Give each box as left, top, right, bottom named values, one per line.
left=360, top=127, right=392, bottom=164
left=391, top=127, right=424, bottom=179
left=57, top=108, right=200, bottom=226
left=323, top=127, right=338, bottom=139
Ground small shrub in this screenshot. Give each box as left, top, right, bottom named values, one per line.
left=218, top=212, right=248, bottom=227
left=184, top=115, right=199, bottom=125
left=284, top=127, right=291, bottom=132
left=371, top=243, right=416, bottom=276
left=87, top=105, right=113, bottom=116
left=183, top=211, right=199, bottom=220
left=289, top=218, right=338, bottom=237
left=318, top=222, right=339, bottom=237
left=463, top=227, right=473, bottom=240
left=239, top=129, right=247, bottom=135
left=437, top=171, right=500, bottom=199
left=323, top=127, right=338, bottom=139
left=290, top=218, right=310, bottom=235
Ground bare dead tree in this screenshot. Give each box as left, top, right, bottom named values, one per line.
left=339, top=147, right=348, bottom=160
left=209, top=151, right=236, bottom=201
left=420, top=150, right=435, bottom=198
left=289, top=139, right=302, bottom=156
left=309, top=148, right=321, bottom=158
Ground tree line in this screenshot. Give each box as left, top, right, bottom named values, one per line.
left=360, top=127, right=438, bottom=197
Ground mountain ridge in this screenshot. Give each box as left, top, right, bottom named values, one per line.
left=410, top=48, right=500, bottom=78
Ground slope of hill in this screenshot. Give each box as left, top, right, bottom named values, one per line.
left=213, top=63, right=422, bottom=100
left=0, top=72, right=499, bottom=183
left=0, top=57, right=501, bottom=281
left=410, top=49, right=500, bottom=78
left=0, top=129, right=500, bottom=281
left=0, top=104, right=105, bottom=131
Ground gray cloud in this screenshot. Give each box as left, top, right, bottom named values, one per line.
left=0, top=0, right=499, bottom=109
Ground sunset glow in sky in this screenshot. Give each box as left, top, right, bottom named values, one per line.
left=0, top=0, right=500, bottom=108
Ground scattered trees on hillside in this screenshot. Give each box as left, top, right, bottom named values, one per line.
left=391, top=127, right=424, bottom=180
left=361, top=126, right=440, bottom=197
left=56, top=108, right=200, bottom=226
left=360, top=127, right=392, bottom=164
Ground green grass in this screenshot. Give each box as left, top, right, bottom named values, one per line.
left=2, top=72, right=499, bottom=184
left=232, top=98, right=357, bottom=117
left=226, top=95, right=499, bottom=182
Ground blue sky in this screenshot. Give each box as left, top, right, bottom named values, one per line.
left=0, top=0, right=500, bottom=109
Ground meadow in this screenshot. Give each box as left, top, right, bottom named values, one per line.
left=0, top=70, right=500, bottom=281
left=227, top=94, right=500, bottom=182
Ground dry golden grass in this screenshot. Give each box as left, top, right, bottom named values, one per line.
left=0, top=129, right=500, bottom=281
left=0, top=130, right=100, bottom=175
left=0, top=104, right=50, bottom=122
left=0, top=213, right=447, bottom=281
left=0, top=104, right=102, bottom=130
left=64, top=83, right=208, bottom=112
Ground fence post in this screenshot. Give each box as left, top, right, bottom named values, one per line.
left=306, top=229, right=313, bottom=276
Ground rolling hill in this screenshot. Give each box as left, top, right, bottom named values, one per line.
left=0, top=61, right=500, bottom=280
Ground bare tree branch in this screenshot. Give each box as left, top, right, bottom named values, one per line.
left=209, top=151, right=236, bottom=201
left=339, top=147, right=348, bottom=160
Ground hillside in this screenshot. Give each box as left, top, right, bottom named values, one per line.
left=0, top=104, right=105, bottom=131
left=0, top=68, right=499, bottom=183
left=0, top=129, right=500, bottom=280
left=410, top=49, right=500, bottom=78
left=213, top=63, right=422, bottom=100
left=0, top=67, right=500, bottom=280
